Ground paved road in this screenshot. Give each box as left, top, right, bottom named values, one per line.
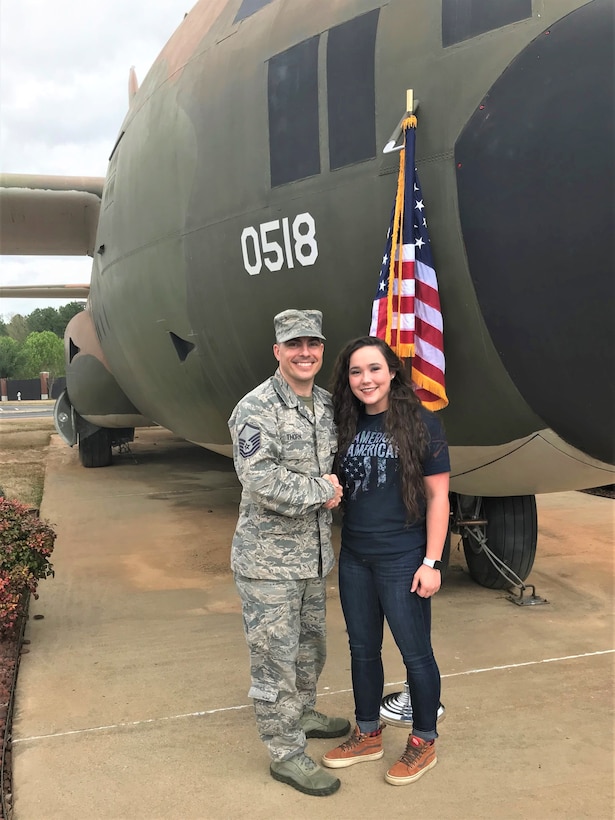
left=12, top=429, right=614, bottom=819
left=0, top=401, right=54, bottom=419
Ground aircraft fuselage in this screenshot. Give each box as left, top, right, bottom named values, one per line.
left=73, top=0, right=613, bottom=493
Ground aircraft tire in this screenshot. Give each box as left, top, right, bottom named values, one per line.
left=462, top=495, right=537, bottom=589
left=79, top=428, right=113, bottom=468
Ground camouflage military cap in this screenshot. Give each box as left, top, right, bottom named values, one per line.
left=274, top=309, right=326, bottom=344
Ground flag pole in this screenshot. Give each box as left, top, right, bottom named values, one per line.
left=406, top=89, right=413, bottom=116
left=383, top=89, right=419, bottom=153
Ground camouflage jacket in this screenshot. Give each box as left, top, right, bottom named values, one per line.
left=228, top=369, right=337, bottom=580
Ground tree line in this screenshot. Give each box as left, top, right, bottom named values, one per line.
left=0, top=302, right=85, bottom=379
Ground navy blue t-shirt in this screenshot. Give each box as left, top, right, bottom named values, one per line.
left=339, top=407, right=450, bottom=556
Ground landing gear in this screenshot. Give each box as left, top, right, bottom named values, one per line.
left=55, top=391, right=135, bottom=468
left=452, top=494, right=537, bottom=589
left=78, top=426, right=135, bottom=467
left=79, top=428, right=112, bottom=468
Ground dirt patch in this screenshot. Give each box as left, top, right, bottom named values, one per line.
left=0, top=419, right=54, bottom=509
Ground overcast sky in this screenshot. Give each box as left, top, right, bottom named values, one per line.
left=0, top=0, right=192, bottom=320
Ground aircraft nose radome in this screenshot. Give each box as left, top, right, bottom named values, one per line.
left=455, top=0, right=614, bottom=466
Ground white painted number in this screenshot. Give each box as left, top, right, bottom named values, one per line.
left=240, top=226, right=262, bottom=276
left=260, top=220, right=284, bottom=272
left=281, top=217, right=294, bottom=269
left=241, top=213, right=318, bottom=275
left=292, top=212, right=318, bottom=266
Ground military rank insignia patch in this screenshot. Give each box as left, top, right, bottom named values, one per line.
left=238, top=422, right=261, bottom=458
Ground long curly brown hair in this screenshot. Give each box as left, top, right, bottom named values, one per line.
left=329, top=336, right=429, bottom=520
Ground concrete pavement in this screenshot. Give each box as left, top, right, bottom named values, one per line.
left=12, top=428, right=614, bottom=819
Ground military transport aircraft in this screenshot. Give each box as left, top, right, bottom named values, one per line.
left=1, top=0, right=613, bottom=590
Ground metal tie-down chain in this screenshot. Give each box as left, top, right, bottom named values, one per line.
left=458, top=519, right=548, bottom=607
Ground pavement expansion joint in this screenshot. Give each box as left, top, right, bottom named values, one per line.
left=14, top=649, right=613, bottom=745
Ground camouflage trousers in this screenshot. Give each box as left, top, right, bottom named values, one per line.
left=234, top=574, right=327, bottom=761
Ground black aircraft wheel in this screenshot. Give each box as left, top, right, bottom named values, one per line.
left=79, top=428, right=113, bottom=468
left=462, top=495, right=537, bottom=589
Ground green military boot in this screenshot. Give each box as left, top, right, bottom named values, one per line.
left=300, top=708, right=351, bottom=738
left=270, top=752, right=341, bottom=796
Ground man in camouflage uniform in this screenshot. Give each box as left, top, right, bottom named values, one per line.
left=229, top=309, right=350, bottom=797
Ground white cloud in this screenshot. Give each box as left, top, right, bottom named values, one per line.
left=0, top=0, right=191, bottom=319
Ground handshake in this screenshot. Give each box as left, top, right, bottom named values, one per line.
left=322, top=474, right=343, bottom=509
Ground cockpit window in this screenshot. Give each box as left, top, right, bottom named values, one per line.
left=442, top=0, right=532, bottom=46
left=234, top=0, right=274, bottom=24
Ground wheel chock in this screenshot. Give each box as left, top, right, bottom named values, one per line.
left=507, top=584, right=549, bottom=606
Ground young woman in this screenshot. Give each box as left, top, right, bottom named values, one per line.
left=322, top=336, right=450, bottom=786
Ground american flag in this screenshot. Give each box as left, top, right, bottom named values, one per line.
left=369, top=117, right=448, bottom=410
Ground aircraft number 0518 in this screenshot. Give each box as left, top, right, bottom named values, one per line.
left=240, top=213, right=318, bottom=275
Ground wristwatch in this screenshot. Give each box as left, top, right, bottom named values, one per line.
left=423, top=557, right=444, bottom=571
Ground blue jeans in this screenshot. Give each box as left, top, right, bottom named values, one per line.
left=338, top=547, right=440, bottom=741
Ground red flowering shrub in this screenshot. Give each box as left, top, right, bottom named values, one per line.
left=0, top=498, right=56, bottom=634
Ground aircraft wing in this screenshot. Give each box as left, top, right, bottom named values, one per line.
left=0, top=284, right=90, bottom=299
left=0, top=173, right=104, bottom=256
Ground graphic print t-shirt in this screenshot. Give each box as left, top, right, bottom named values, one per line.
left=340, top=408, right=450, bottom=556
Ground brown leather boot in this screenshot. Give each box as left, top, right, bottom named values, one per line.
left=321, top=725, right=384, bottom=768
